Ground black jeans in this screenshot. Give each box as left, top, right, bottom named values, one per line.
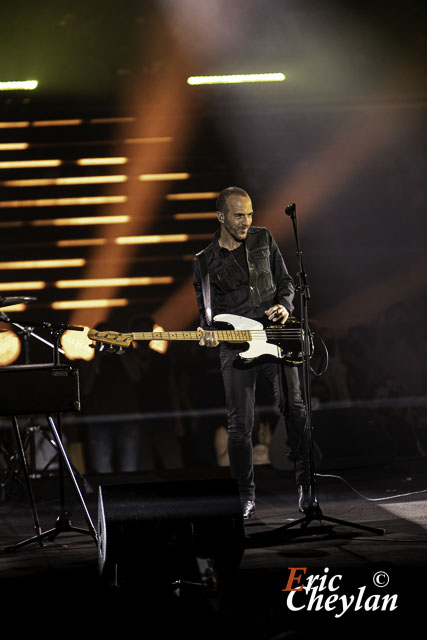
left=220, top=344, right=309, bottom=501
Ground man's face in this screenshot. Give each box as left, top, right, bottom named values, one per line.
left=220, top=195, right=253, bottom=242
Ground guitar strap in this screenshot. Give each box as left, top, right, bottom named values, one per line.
left=196, top=250, right=212, bottom=326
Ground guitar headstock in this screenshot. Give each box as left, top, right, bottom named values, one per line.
left=87, top=329, right=133, bottom=349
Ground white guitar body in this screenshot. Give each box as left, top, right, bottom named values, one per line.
left=213, top=313, right=284, bottom=360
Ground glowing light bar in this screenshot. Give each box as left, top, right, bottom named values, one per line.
left=124, top=137, right=173, bottom=144
left=32, top=119, right=82, bottom=127
left=0, top=281, right=46, bottom=291
left=0, top=304, right=25, bottom=312
left=90, top=117, right=135, bottom=124
left=139, top=173, right=189, bottom=182
left=174, top=212, right=217, bottom=220
left=0, top=259, right=85, bottom=270
left=0, top=122, right=30, bottom=129
left=166, top=192, right=218, bottom=201
left=0, top=143, right=29, bottom=150
left=0, top=159, right=62, bottom=169
left=0, top=196, right=127, bottom=208
left=76, top=157, right=128, bottom=166
left=34, top=215, right=129, bottom=226
left=116, top=234, right=189, bottom=245
left=55, top=276, right=174, bottom=289
left=57, top=239, right=107, bottom=247
left=51, top=299, right=128, bottom=310
left=1, top=175, right=128, bottom=187
left=0, top=80, right=38, bottom=91
left=187, top=73, right=286, bottom=85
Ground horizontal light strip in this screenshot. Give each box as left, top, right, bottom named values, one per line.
left=0, top=281, right=46, bottom=291
left=0, top=259, right=85, bottom=270
left=187, top=73, right=286, bottom=85
left=55, top=276, right=173, bottom=289
left=32, top=119, right=83, bottom=127
left=34, top=215, right=130, bottom=226
left=115, top=233, right=211, bottom=245
left=124, top=137, right=173, bottom=144
left=90, top=117, right=135, bottom=124
left=0, top=159, right=62, bottom=169
left=0, top=80, right=38, bottom=91
left=0, top=304, right=25, bottom=312
left=0, top=215, right=130, bottom=229
left=1, top=175, right=128, bottom=187
left=0, top=195, right=127, bottom=208
left=0, top=143, right=29, bottom=150
left=166, top=192, right=218, bottom=201
left=51, top=299, right=128, bottom=310
left=139, top=173, right=189, bottom=182
left=173, top=212, right=217, bottom=220
left=116, top=234, right=189, bottom=245
left=0, top=121, right=30, bottom=129
left=76, top=157, right=128, bottom=166
left=57, top=239, right=107, bottom=247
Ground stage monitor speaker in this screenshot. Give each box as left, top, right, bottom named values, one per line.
left=97, top=478, right=245, bottom=587
left=0, top=364, right=80, bottom=415
left=312, top=408, right=396, bottom=470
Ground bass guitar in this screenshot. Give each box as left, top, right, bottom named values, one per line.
left=88, top=313, right=313, bottom=365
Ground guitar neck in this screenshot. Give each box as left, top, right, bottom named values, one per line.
left=132, top=331, right=252, bottom=343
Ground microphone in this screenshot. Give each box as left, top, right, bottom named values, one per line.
left=285, top=203, right=296, bottom=217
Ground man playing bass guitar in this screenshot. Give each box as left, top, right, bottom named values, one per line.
left=192, top=186, right=312, bottom=519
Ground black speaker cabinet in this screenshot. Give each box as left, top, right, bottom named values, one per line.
left=97, top=478, right=245, bottom=587
left=0, top=364, right=80, bottom=415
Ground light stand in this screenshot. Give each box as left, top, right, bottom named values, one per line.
left=274, top=203, right=384, bottom=537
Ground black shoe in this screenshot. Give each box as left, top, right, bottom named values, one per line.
left=242, top=499, right=256, bottom=520
left=298, top=485, right=313, bottom=514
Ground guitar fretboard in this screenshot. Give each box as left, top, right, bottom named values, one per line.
left=132, top=331, right=253, bottom=343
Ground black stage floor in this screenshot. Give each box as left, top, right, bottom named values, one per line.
left=1, top=458, right=426, bottom=638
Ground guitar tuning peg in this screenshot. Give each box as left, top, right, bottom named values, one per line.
left=117, top=347, right=125, bottom=355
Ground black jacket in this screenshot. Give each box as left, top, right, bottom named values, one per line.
left=192, top=226, right=295, bottom=329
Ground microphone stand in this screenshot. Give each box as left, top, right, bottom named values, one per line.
left=273, top=203, right=384, bottom=537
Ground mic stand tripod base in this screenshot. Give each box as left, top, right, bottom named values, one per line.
left=275, top=500, right=385, bottom=537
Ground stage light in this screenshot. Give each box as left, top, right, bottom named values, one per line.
left=90, top=117, right=135, bottom=124
left=0, top=259, right=85, bottom=270
left=0, top=281, right=46, bottom=291
left=61, top=326, right=95, bottom=361
left=115, top=234, right=189, bottom=245
left=149, top=324, right=168, bottom=354
left=55, top=276, right=173, bottom=288
left=138, top=173, right=190, bottom=181
left=166, top=192, right=218, bottom=201
left=0, top=330, right=21, bottom=365
left=187, top=73, right=286, bottom=85
left=0, top=159, right=62, bottom=169
left=173, top=212, right=217, bottom=220
left=0, top=80, right=38, bottom=91
left=1, top=176, right=128, bottom=187
left=0, top=122, right=30, bottom=129
left=0, top=143, right=29, bottom=150
left=34, top=215, right=130, bottom=226
left=124, top=137, right=173, bottom=144
left=76, top=157, right=128, bottom=166
left=32, top=119, right=82, bottom=127
left=57, top=239, right=107, bottom=247
left=51, top=299, right=128, bottom=310
left=0, top=196, right=127, bottom=208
